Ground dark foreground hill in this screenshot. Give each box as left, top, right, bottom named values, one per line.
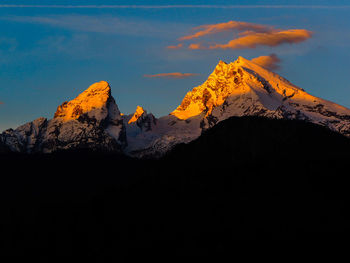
left=1, top=116, right=350, bottom=258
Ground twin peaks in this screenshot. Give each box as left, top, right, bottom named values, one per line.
left=2, top=56, right=350, bottom=157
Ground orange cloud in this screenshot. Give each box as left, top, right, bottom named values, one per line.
left=209, top=29, right=312, bottom=49
left=0, top=101, right=3, bottom=105
left=167, top=43, right=183, bottom=49
left=144, top=73, right=199, bottom=79
left=179, top=21, right=273, bottom=41
left=188, top=43, right=205, bottom=50
left=170, top=20, right=312, bottom=51
left=251, top=54, right=281, bottom=70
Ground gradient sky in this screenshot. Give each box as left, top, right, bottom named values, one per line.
left=1, top=0, right=350, bottom=131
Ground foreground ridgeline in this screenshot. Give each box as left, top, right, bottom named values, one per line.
left=2, top=56, right=350, bottom=156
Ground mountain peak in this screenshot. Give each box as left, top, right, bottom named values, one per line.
left=1, top=80, right=126, bottom=153
left=215, top=56, right=248, bottom=68
left=217, top=60, right=227, bottom=65
left=170, top=56, right=311, bottom=120
left=128, top=106, right=146, bottom=124
left=235, top=56, right=249, bottom=63
left=171, top=56, right=255, bottom=120
left=54, top=81, right=112, bottom=121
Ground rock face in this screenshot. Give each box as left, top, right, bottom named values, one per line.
left=2, top=57, right=350, bottom=157
left=1, top=81, right=126, bottom=153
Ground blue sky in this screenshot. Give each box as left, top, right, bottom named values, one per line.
left=1, top=0, right=350, bottom=131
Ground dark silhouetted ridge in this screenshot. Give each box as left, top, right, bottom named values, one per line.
left=1, top=116, right=350, bottom=257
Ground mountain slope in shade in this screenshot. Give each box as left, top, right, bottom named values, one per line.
left=1, top=81, right=126, bottom=153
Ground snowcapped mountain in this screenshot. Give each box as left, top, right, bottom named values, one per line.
left=1, top=81, right=126, bottom=153
left=172, top=56, right=350, bottom=134
left=2, top=56, right=350, bottom=157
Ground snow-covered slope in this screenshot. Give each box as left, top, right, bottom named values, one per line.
left=1, top=81, right=126, bottom=153
left=2, top=57, right=350, bottom=157
left=121, top=105, right=201, bottom=157
left=172, top=56, right=350, bottom=134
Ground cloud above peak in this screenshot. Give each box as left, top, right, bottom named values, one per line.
left=144, top=72, right=199, bottom=79
left=251, top=54, right=281, bottom=70
left=171, top=20, right=312, bottom=50
left=178, top=21, right=273, bottom=41
left=208, top=29, right=312, bottom=49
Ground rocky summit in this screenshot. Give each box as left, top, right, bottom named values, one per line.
left=0, top=81, right=126, bottom=153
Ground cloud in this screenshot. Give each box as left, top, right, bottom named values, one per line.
left=172, top=20, right=312, bottom=50
left=4, top=15, right=127, bottom=34
left=144, top=73, right=199, bottom=79
left=167, top=43, right=183, bottom=49
left=0, top=101, right=4, bottom=105
left=179, top=21, right=273, bottom=41
left=209, top=29, right=312, bottom=49
left=251, top=54, right=281, bottom=70
left=2, top=15, right=178, bottom=36
left=188, top=43, right=205, bottom=50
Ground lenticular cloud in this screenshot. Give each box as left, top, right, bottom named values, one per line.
left=173, top=20, right=312, bottom=50
left=179, top=21, right=273, bottom=41
left=251, top=54, right=281, bottom=70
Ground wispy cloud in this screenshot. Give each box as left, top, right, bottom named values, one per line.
left=0, top=5, right=349, bottom=9
left=172, top=20, right=312, bottom=50
left=166, top=43, right=183, bottom=49
left=251, top=54, right=281, bottom=70
left=0, top=101, right=4, bottom=105
left=144, top=73, right=199, bottom=79
left=179, top=21, right=273, bottom=41
left=208, top=29, right=312, bottom=49
left=3, top=15, right=169, bottom=36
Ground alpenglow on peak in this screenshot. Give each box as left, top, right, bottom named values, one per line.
left=171, top=56, right=333, bottom=120
left=128, top=106, right=146, bottom=124
left=54, top=81, right=114, bottom=122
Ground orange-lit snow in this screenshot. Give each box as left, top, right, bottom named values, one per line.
left=128, top=106, right=145, bottom=124
left=54, top=81, right=111, bottom=122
